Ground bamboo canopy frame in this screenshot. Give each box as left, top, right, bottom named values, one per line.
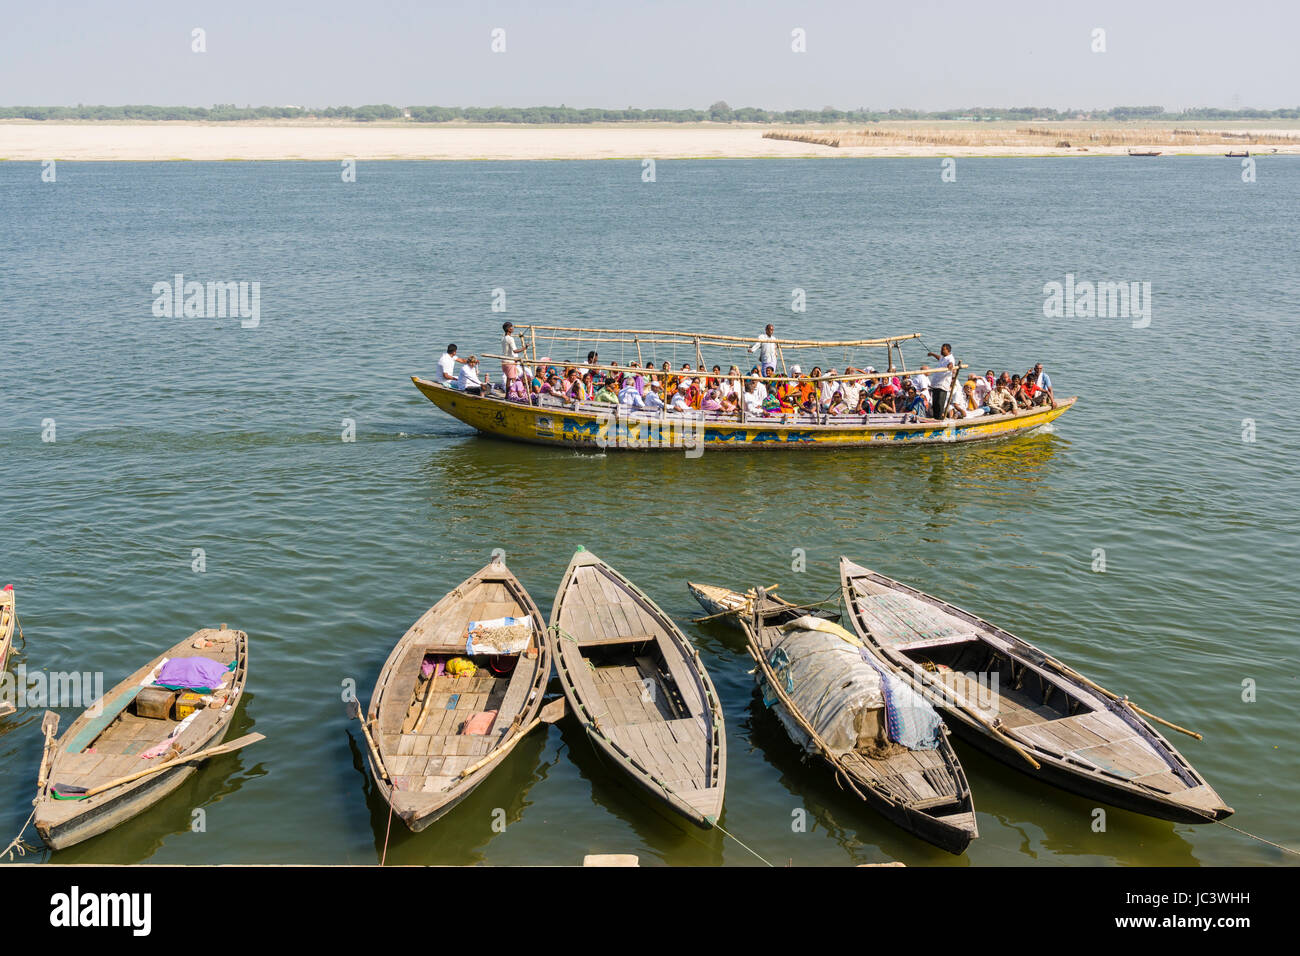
left=481, top=353, right=966, bottom=386
left=514, top=323, right=921, bottom=350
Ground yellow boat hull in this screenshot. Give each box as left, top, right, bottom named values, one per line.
left=412, top=377, right=1075, bottom=452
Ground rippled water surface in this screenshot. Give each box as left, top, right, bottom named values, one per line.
left=1, top=158, right=1297, bottom=865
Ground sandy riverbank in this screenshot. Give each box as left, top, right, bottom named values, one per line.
left=3, top=121, right=1298, bottom=161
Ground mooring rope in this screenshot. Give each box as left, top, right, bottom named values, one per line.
left=1214, top=820, right=1299, bottom=857
left=2, top=809, right=37, bottom=861
left=379, top=796, right=395, bottom=866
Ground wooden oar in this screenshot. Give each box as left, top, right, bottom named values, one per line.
left=67, top=732, right=265, bottom=799
left=36, top=711, right=59, bottom=791
left=917, top=671, right=1042, bottom=770
left=1040, top=655, right=1203, bottom=739
left=347, top=699, right=389, bottom=782
left=458, top=697, right=566, bottom=779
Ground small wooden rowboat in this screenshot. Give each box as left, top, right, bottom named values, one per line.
left=551, top=549, right=725, bottom=828
left=687, top=580, right=840, bottom=627
left=840, top=558, right=1233, bottom=823
left=742, top=595, right=978, bottom=854
left=361, top=559, right=553, bottom=832
left=34, top=626, right=253, bottom=850
left=0, top=586, right=15, bottom=717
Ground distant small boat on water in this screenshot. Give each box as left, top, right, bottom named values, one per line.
left=1127, top=149, right=1162, bottom=157
left=1225, top=151, right=1249, bottom=158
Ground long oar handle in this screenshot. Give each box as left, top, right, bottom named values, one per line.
left=458, top=717, right=542, bottom=779
left=36, top=725, right=58, bottom=791
left=354, top=712, right=390, bottom=782
left=78, top=732, right=265, bottom=798
left=1042, top=656, right=1203, bottom=740
left=926, top=677, right=1042, bottom=770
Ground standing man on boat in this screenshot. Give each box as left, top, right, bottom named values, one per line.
left=749, top=324, right=778, bottom=375
left=927, top=343, right=957, bottom=418
left=437, top=344, right=464, bottom=383
left=500, top=322, right=526, bottom=383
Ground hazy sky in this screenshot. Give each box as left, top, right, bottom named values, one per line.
left=4, top=0, right=1297, bottom=110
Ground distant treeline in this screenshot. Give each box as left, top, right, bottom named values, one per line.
left=3, top=102, right=1299, bottom=123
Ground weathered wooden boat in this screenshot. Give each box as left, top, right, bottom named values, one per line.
left=742, top=595, right=977, bottom=854
left=1224, top=151, right=1249, bottom=158
left=34, top=625, right=253, bottom=850
left=1128, top=149, right=1162, bottom=157
left=360, top=558, right=553, bottom=832
left=551, top=549, right=725, bottom=827
left=0, top=586, right=14, bottom=717
left=687, top=580, right=839, bottom=627
left=412, top=324, right=1075, bottom=451
left=840, top=558, right=1233, bottom=823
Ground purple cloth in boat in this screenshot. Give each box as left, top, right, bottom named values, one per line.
left=156, top=657, right=226, bottom=690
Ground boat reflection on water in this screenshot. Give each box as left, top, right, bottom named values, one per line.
left=350, top=722, right=553, bottom=865
left=743, top=698, right=967, bottom=865
left=416, top=424, right=1068, bottom=538
left=554, top=717, right=725, bottom=865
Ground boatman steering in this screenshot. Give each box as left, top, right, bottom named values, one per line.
left=749, top=323, right=778, bottom=375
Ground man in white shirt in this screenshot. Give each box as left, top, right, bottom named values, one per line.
left=643, top=381, right=666, bottom=410
left=1033, top=363, right=1057, bottom=407
left=971, top=373, right=991, bottom=407
left=750, top=373, right=768, bottom=403
left=437, top=344, right=463, bottom=383
left=743, top=379, right=764, bottom=415
left=925, top=345, right=957, bottom=417
left=500, top=322, right=526, bottom=381
left=749, top=324, right=778, bottom=374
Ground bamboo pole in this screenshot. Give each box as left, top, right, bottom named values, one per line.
left=515, top=324, right=921, bottom=348
left=36, top=711, right=59, bottom=792
left=1040, top=656, right=1203, bottom=739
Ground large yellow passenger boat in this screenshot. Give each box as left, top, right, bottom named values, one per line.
left=412, top=325, right=1075, bottom=453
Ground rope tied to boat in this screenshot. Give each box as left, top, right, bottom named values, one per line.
left=2, top=809, right=37, bottom=860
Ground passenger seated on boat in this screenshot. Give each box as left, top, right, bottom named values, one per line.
left=749, top=373, right=767, bottom=404
left=827, top=391, right=849, bottom=414
left=708, top=365, right=723, bottom=390
left=618, top=379, right=646, bottom=409
left=1031, top=363, right=1056, bottom=407
left=506, top=375, right=530, bottom=403
left=742, top=379, right=763, bottom=415
left=594, top=381, right=619, bottom=403
left=701, top=387, right=722, bottom=411
left=456, top=356, right=486, bottom=395
left=720, top=389, right=739, bottom=415
left=670, top=387, right=691, bottom=412
left=900, top=383, right=929, bottom=418
left=437, top=344, right=463, bottom=382
left=643, top=380, right=666, bottom=410
left=986, top=382, right=1020, bottom=414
